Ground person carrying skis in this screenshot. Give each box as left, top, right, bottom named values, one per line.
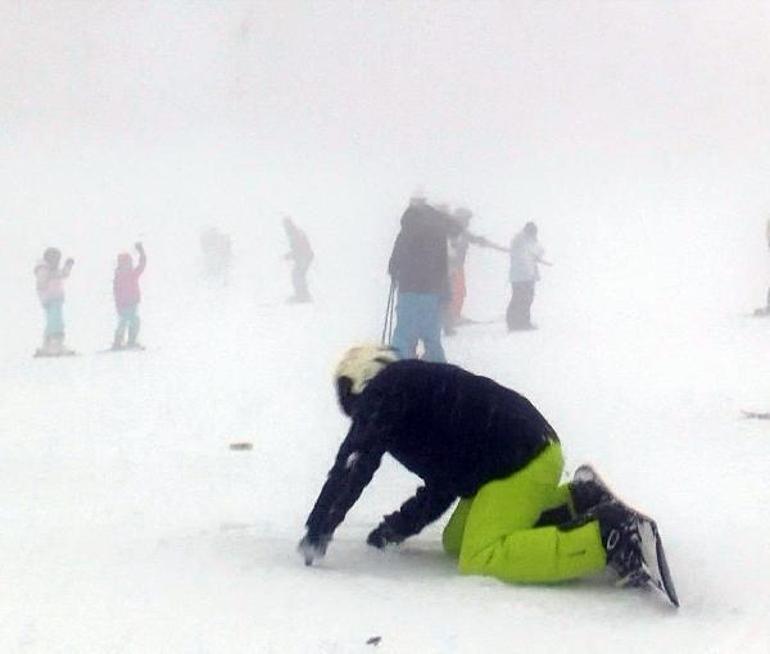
left=34, top=247, right=75, bottom=356
left=298, top=344, right=678, bottom=606
left=112, top=242, right=147, bottom=350
left=282, top=217, right=314, bottom=303
left=388, top=195, right=453, bottom=361
left=507, top=221, right=550, bottom=331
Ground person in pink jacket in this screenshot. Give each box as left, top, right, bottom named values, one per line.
left=34, top=247, right=75, bottom=356
left=112, top=242, right=147, bottom=350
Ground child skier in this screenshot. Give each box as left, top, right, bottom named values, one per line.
left=34, top=247, right=75, bottom=356
left=298, top=344, right=678, bottom=606
left=112, top=242, right=147, bottom=350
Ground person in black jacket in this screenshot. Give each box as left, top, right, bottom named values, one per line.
left=388, top=196, right=455, bottom=362
left=298, top=344, right=665, bottom=590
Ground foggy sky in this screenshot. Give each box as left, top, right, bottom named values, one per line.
left=2, top=1, right=770, bottom=307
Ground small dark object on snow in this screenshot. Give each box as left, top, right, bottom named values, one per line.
left=366, top=636, right=381, bottom=646
left=741, top=410, right=770, bottom=420
left=229, top=442, right=253, bottom=451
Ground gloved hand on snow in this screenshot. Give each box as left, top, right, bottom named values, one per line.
left=366, top=521, right=404, bottom=549
left=298, top=531, right=330, bottom=566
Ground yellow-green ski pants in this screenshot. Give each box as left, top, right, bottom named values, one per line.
left=442, top=443, right=606, bottom=583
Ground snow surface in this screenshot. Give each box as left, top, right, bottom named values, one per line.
left=3, top=215, right=770, bottom=652
left=3, top=2, right=770, bottom=652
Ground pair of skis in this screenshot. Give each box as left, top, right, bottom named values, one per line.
left=33, top=345, right=146, bottom=358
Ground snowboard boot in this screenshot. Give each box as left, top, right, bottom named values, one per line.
left=593, top=500, right=679, bottom=606
left=56, top=334, right=75, bottom=357
left=39, top=335, right=55, bottom=356
left=49, top=334, right=66, bottom=355
left=592, top=501, right=650, bottom=587
left=570, top=464, right=615, bottom=514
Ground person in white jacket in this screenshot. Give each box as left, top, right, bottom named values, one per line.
left=506, top=222, right=549, bottom=331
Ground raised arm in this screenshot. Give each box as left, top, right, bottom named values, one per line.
left=300, top=421, right=387, bottom=565
left=59, top=258, right=75, bottom=278
left=135, top=243, right=147, bottom=275
left=366, top=484, right=457, bottom=548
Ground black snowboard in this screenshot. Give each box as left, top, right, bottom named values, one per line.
left=634, top=515, right=680, bottom=607
left=574, top=465, right=679, bottom=607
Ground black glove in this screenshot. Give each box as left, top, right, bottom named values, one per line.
left=366, top=521, right=404, bottom=549
left=135, top=242, right=144, bottom=252
left=298, top=531, right=331, bottom=566
left=65, top=258, right=74, bottom=267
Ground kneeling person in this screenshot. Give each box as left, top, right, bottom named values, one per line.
left=299, top=345, right=677, bottom=604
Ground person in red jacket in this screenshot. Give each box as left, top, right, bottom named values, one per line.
left=112, top=242, right=147, bottom=350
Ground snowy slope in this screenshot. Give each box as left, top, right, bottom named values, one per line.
left=4, top=2, right=770, bottom=652
left=3, top=213, right=770, bottom=653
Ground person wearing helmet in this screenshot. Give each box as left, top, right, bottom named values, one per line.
left=33, top=247, right=75, bottom=356
left=112, top=242, right=147, bottom=350
left=297, top=345, right=676, bottom=605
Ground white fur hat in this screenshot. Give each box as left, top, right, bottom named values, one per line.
left=334, top=344, right=398, bottom=394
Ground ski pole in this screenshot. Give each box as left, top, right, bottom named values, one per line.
left=387, top=284, right=396, bottom=345
left=381, top=279, right=396, bottom=345
left=381, top=280, right=393, bottom=344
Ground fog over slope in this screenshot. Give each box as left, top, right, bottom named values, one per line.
left=2, top=3, right=770, bottom=652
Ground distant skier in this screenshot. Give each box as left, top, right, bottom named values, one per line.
left=507, top=221, right=550, bottom=331
left=112, top=242, right=147, bottom=350
left=444, top=207, right=508, bottom=335
left=34, top=247, right=75, bottom=356
left=755, top=218, right=770, bottom=316
left=388, top=196, right=453, bottom=361
left=298, top=345, right=678, bottom=606
left=199, top=227, right=232, bottom=285
left=282, top=217, right=314, bottom=303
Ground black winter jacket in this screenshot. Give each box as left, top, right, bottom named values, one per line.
left=387, top=204, right=453, bottom=296
left=304, top=359, right=559, bottom=544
